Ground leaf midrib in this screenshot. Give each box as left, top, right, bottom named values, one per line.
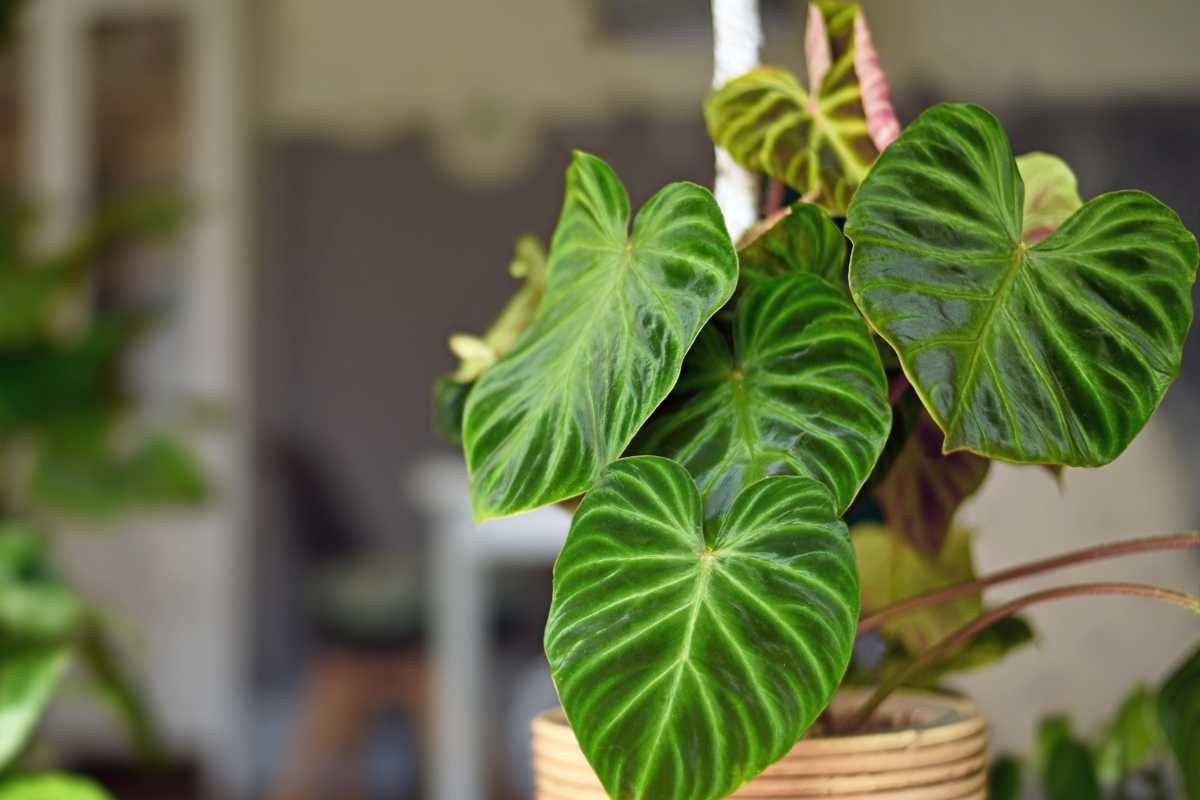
left=637, top=551, right=714, bottom=792
left=943, top=239, right=1026, bottom=443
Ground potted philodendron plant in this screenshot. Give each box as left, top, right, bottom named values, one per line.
left=435, top=2, right=1200, bottom=798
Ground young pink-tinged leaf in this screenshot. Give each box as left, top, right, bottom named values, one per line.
left=706, top=1, right=899, bottom=214
left=852, top=11, right=900, bottom=150
left=1017, top=152, right=1083, bottom=245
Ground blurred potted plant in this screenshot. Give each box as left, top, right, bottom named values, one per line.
left=434, top=2, right=1200, bottom=797
left=0, top=193, right=207, bottom=799
left=991, top=646, right=1199, bottom=799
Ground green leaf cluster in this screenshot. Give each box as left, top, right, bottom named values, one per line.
left=991, top=644, right=1200, bottom=800
left=432, top=2, right=1199, bottom=797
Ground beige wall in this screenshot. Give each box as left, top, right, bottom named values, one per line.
left=260, top=0, right=1200, bottom=182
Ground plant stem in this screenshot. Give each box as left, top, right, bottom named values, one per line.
left=887, top=372, right=910, bottom=405
left=765, top=178, right=786, bottom=215
left=849, top=582, right=1200, bottom=731
left=857, top=533, right=1200, bottom=635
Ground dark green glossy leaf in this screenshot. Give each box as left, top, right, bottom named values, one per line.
left=634, top=273, right=890, bottom=523
left=988, top=755, right=1022, bottom=800
left=1098, top=684, right=1164, bottom=782
left=705, top=2, right=898, bottom=215
left=545, top=456, right=858, bottom=800
left=873, top=408, right=989, bottom=557
left=847, top=103, right=1199, bottom=467
left=464, top=152, right=737, bottom=520
left=737, top=203, right=846, bottom=292
left=1038, top=716, right=1102, bottom=800
left=0, top=646, right=70, bottom=767
left=1159, top=642, right=1200, bottom=799
left=0, top=774, right=114, bottom=800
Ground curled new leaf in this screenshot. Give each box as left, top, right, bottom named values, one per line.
left=546, top=457, right=858, bottom=800
left=847, top=103, right=1199, bottom=467
left=446, top=235, right=547, bottom=383
left=464, top=153, right=737, bottom=520
left=634, top=273, right=890, bottom=523
left=705, top=2, right=897, bottom=214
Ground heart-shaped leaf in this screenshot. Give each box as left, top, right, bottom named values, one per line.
left=464, top=153, right=737, bottom=520
left=704, top=2, right=897, bottom=215
left=873, top=409, right=990, bottom=557
left=1159, top=642, right=1200, bottom=799
left=847, top=103, right=1199, bottom=467
left=634, top=273, right=890, bottom=523
left=737, top=203, right=846, bottom=292
left=1017, top=152, right=1082, bottom=245
left=545, top=456, right=859, bottom=800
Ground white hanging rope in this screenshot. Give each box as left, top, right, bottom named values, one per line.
left=711, top=0, right=762, bottom=242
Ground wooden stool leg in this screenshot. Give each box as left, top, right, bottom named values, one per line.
left=269, top=652, right=373, bottom=800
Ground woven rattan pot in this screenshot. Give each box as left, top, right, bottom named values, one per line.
left=531, top=688, right=987, bottom=799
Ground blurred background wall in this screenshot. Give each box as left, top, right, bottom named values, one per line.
left=4, top=1, right=1199, bottom=798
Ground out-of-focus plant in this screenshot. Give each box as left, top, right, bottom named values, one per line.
left=0, top=194, right=206, bottom=791
left=990, top=643, right=1200, bottom=799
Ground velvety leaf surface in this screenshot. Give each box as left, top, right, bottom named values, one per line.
left=0, top=646, right=69, bottom=767
left=545, top=457, right=858, bottom=800
left=1159, top=643, right=1200, bottom=799
left=0, top=774, right=114, bottom=800
left=1017, top=152, right=1082, bottom=245
left=873, top=408, right=990, bottom=557
left=737, top=203, right=846, bottom=292
left=464, top=153, right=737, bottom=520
left=704, top=2, right=897, bottom=214
left=634, top=273, right=890, bottom=523
left=847, top=103, right=1199, bottom=467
